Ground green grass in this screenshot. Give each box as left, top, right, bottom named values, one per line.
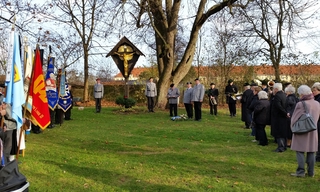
left=19, top=107, right=320, bottom=192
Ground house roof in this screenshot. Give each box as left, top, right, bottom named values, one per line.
left=113, top=64, right=320, bottom=80
left=195, top=64, right=320, bottom=76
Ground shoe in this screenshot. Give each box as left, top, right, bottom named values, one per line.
left=290, top=173, right=305, bottom=177
left=273, top=149, right=284, bottom=152
left=251, top=139, right=257, bottom=142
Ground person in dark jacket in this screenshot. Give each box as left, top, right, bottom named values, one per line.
left=207, top=83, right=219, bottom=115
left=248, top=86, right=262, bottom=140
left=271, top=83, right=289, bottom=152
left=225, top=79, right=238, bottom=117
left=284, top=85, right=298, bottom=147
left=312, top=82, right=320, bottom=161
left=240, top=83, right=252, bottom=128
left=253, top=91, right=270, bottom=146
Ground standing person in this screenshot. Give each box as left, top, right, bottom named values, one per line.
left=0, top=86, right=4, bottom=102
left=94, top=78, right=104, bottom=113
left=207, top=83, right=219, bottom=115
left=284, top=85, right=299, bottom=148
left=311, top=82, right=320, bottom=162
left=290, top=85, right=320, bottom=177
left=253, top=91, right=270, bottom=146
left=0, top=102, right=17, bottom=164
left=167, top=84, right=180, bottom=117
left=241, top=83, right=253, bottom=128
left=191, top=78, right=205, bottom=121
left=65, top=85, right=73, bottom=120
left=145, top=77, right=157, bottom=112
left=261, top=81, right=269, bottom=93
left=270, top=83, right=288, bottom=152
left=248, top=86, right=262, bottom=141
left=225, top=79, right=238, bottom=117
left=183, top=82, right=193, bottom=119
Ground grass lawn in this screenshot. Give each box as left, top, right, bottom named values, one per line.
left=19, top=106, right=320, bottom=191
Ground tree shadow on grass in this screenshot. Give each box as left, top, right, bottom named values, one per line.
left=44, top=160, right=193, bottom=192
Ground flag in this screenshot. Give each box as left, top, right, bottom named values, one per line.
left=45, top=57, right=58, bottom=110
left=29, top=48, right=50, bottom=129
left=58, top=83, right=72, bottom=112
left=23, top=45, right=33, bottom=112
left=5, top=30, right=14, bottom=82
left=4, top=32, right=25, bottom=130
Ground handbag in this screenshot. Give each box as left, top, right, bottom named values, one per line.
left=292, top=101, right=317, bottom=134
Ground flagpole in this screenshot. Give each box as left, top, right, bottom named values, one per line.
left=16, top=43, right=37, bottom=160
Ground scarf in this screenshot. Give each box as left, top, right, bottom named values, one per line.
left=300, top=93, right=314, bottom=101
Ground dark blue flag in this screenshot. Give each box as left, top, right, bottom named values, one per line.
left=45, top=57, right=58, bottom=110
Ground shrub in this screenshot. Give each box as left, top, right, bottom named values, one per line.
left=115, top=96, right=136, bottom=108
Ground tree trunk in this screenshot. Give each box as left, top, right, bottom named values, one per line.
left=273, top=63, right=281, bottom=82
left=83, top=50, right=89, bottom=102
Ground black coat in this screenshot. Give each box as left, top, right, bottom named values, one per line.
left=225, top=85, right=238, bottom=104
left=253, top=99, right=270, bottom=125
left=315, top=94, right=320, bottom=128
left=270, top=91, right=287, bottom=137
left=285, top=94, right=298, bottom=140
left=248, top=94, right=259, bottom=113
left=285, top=94, right=298, bottom=116
left=241, top=89, right=253, bottom=121
left=246, top=91, right=254, bottom=108
left=207, top=88, right=219, bottom=104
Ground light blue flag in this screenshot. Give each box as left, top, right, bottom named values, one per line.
left=5, top=33, right=25, bottom=130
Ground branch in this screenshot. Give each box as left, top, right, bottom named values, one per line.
left=197, top=0, right=238, bottom=26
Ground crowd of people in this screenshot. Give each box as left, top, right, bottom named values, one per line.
left=239, top=81, right=320, bottom=178
left=161, top=78, right=320, bottom=178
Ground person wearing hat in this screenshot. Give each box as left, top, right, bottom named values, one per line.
left=183, top=82, right=193, bottom=119
left=261, top=81, right=269, bottom=93
left=94, top=78, right=104, bottom=113
left=225, top=79, right=238, bottom=117
left=167, top=83, right=180, bottom=117
left=240, top=83, right=253, bottom=128
left=191, top=78, right=205, bottom=121
left=145, top=77, right=157, bottom=112
left=207, top=83, right=219, bottom=115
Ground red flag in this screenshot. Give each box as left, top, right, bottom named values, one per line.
left=29, top=48, right=50, bottom=129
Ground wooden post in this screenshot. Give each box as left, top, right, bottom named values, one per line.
left=125, top=77, right=129, bottom=98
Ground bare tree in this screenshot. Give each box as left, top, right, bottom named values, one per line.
left=131, top=0, right=238, bottom=108
left=40, top=0, right=121, bottom=101
left=95, top=61, right=117, bottom=81
left=237, top=0, right=318, bottom=82
left=209, top=9, right=252, bottom=87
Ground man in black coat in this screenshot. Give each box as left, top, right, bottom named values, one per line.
left=271, top=83, right=289, bottom=152
left=225, top=79, right=238, bottom=117
left=207, top=83, right=219, bottom=115
left=240, top=83, right=252, bottom=128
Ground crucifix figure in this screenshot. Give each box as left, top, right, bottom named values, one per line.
left=115, top=45, right=134, bottom=77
